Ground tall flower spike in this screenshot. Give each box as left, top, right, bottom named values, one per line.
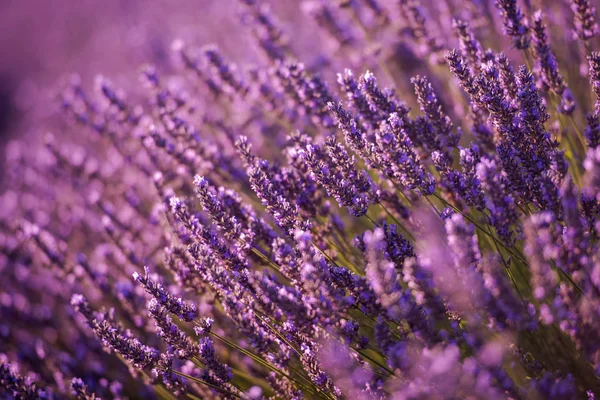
left=328, top=101, right=370, bottom=157
left=398, top=0, right=445, bottom=64
left=337, top=69, right=379, bottom=130
left=71, top=294, right=159, bottom=370
left=476, top=157, right=519, bottom=244
left=364, top=228, right=413, bottom=322
left=0, top=362, right=42, bottom=399
left=532, top=11, right=575, bottom=115
left=585, top=112, right=600, bottom=148
left=277, top=61, right=336, bottom=127
left=588, top=52, right=600, bottom=112
left=148, top=298, right=199, bottom=359
left=515, top=65, right=551, bottom=150
left=433, top=144, right=486, bottom=211
left=71, top=378, right=100, bottom=400
left=496, top=52, right=519, bottom=101
left=202, top=45, right=248, bottom=96
left=303, top=137, right=377, bottom=217
left=198, top=337, right=234, bottom=383
left=452, top=19, right=483, bottom=71
left=133, top=266, right=198, bottom=322
left=193, top=175, right=242, bottom=242
left=446, top=49, right=479, bottom=98
left=495, top=0, right=530, bottom=50
left=235, top=135, right=308, bottom=233
left=571, top=0, right=598, bottom=42
left=411, top=75, right=459, bottom=159
left=238, top=0, right=290, bottom=60
left=302, top=0, right=355, bottom=47
left=170, top=196, right=250, bottom=269
left=386, top=112, right=436, bottom=195
left=328, top=100, right=403, bottom=180
left=359, top=70, right=410, bottom=118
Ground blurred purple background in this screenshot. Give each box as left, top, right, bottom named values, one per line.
left=0, top=0, right=315, bottom=181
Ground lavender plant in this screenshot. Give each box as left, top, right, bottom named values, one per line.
left=4, top=0, right=600, bottom=398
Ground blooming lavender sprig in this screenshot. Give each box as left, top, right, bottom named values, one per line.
left=238, top=0, right=290, bottom=60
left=496, top=52, right=519, bottom=101
left=327, top=101, right=371, bottom=157
left=147, top=298, right=199, bottom=359
left=398, top=0, right=445, bottom=64
left=411, top=75, right=460, bottom=159
left=385, top=112, right=435, bottom=195
left=532, top=11, right=575, bottom=115
left=1, top=362, right=43, bottom=399
left=170, top=196, right=250, bottom=269
left=585, top=112, right=600, bottom=148
left=72, top=294, right=159, bottom=370
left=337, top=69, right=380, bottom=130
left=476, top=157, right=519, bottom=244
left=277, top=61, right=336, bottom=127
left=235, top=135, right=310, bottom=233
left=302, top=137, right=377, bottom=217
left=434, top=144, right=486, bottom=210
left=571, top=0, right=598, bottom=42
left=193, top=175, right=242, bottom=241
left=202, top=45, right=248, bottom=96
left=495, top=0, right=530, bottom=50
left=446, top=49, right=479, bottom=99
left=133, top=266, right=198, bottom=322
left=302, top=0, right=355, bottom=47
left=359, top=71, right=409, bottom=118
left=198, top=337, right=234, bottom=383
left=589, top=52, right=600, bottom=113
left=452, top=18, right=482, bottom=71
left=70, top=378, right=99, bottom=400
left=364, top=228, right=415, bottom=323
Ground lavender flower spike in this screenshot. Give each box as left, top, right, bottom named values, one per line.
left=532, top=10, right=575, bottom=115
left=71, top=294, right=159, bottom=370
left=411, top=75, right=459, bottom=159
left=571, top=0, right=598, bottom=42
left=495, top=0, right=531, bottom=50
left=133, top=266, right=198, bottom=322
left=589, top=52, right=600, bottom=112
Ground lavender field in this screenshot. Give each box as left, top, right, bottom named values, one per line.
left=3, top=0, right=600, bottom=398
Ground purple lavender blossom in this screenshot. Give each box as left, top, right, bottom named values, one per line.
left=3, top=1, right=600, bottom=398
left=532, top=11, right=575, bottom=115
left=411, top=75, right=460, bottom=159
left=495, top=0, right=531, bottom=50
left=133, top=266, right=198, bottom=322
left=571, top=0, right=598, bottom=42
left=452, top=18, right=483, bottom=71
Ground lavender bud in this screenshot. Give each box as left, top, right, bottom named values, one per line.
left=133, top=267, right=198, bottom=322
left=571, top=0, right=598, bottom=42
left=495, top=0, right=531, bottom=50
left=532, top=11, right=575, bottom=115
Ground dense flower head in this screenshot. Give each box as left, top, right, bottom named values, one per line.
left=571, top=0, right=599, bottom=42
left=133, top=266, right=198, bottom=322
left=3, top=0, right=600, bottom=398
left=495, top=0, right=531, bottom=50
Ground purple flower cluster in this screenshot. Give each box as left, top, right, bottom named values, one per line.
left=3, top=0, right=600, bottom=398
